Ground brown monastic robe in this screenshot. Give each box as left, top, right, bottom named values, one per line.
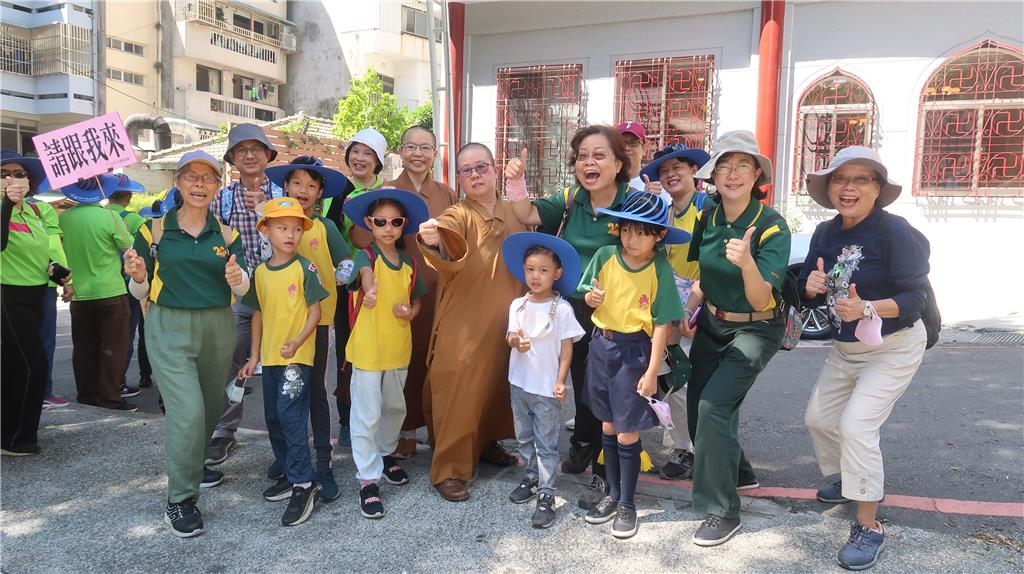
left=384, top=170, right=457, bottom=431
left=418, top=197, right=527, bottom=484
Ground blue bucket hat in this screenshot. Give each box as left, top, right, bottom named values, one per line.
left=596, top=191, right=690, bottom=245
left=176, top=150, right=222, bottom=178
left=139, top=188, right=180, bottom=219
left=265, top=156, right=354, bottom=199
left=40, top=173, right=144, bottom=205
left=223, top=123, right=278, bottom=164
left=343, top=188, right=429, bottom=234
left=1, top=149, right=45, bottom=189
left=639, top=143, right=711, bottom=183
left=501, top=232, right=582, bottom=296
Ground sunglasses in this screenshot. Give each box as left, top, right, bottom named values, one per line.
left=1, top=170, right=29, bottom=179
left=369, top=216, right=407, bottom=228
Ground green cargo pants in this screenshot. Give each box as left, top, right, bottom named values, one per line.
left=147, top=303, right=236, bottom=504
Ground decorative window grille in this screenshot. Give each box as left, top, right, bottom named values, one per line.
left=914, top=40, right=1024, bottom=197
left=495, top=64, right=586, bottom=198
left=613, top=55, right=715, bottom=163
left=792, top=70, right=875, bottom=194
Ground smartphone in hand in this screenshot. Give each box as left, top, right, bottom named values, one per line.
left=49, top=262, right=71, bottom=286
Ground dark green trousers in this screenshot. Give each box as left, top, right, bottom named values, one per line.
left=687, top=311, right=784, bottom=518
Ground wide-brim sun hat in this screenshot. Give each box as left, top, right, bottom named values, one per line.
left=640, top=144, right=712, bottom=183
left=1, top=148, right=45, bottom=187
left=223, top=123, right=278, bottom=164
left=805, top=146, right=902, bottom=209
left=140, top=188, right=180, bottom=219
left=501, top=232, right=583, bottom=296
left=694, top=130, right=773, bottom=186
left=266, top=159, right=353, bottom=199
left=257, top=196, right=314, bottom=232
left=346, top=128, right=388, bottom=169
left=176, top=150, right=223, bottom=178
left=595, top=191, right=690, bottom=245
left=41, top=173, right=142, bottom=205
left=343, top=188, right=429, bottom=233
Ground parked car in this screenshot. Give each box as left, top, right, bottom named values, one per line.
left=789, top=233, right=833, bottom=340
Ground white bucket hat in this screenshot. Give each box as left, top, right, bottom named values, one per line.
left=694, top=130, right=773, bottom=186
left=346, top=128, right=388, bottom=171
left=805, top=146, right=902, bottom=209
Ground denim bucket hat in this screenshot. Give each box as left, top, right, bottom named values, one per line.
left=265, top=156, right=354, bottom=199
left=501, top=232, right=583, bottom=296
left=595, top=190, right=690, bottom=244
left=223, top=123, right=278, bottom=164
left=805, top=146, right=903, bottom=209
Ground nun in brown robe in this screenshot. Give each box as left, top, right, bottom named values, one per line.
left=417, top=143, right=527, bottom=501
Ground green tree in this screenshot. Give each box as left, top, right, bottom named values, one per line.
left=409, top=100, right=433, bottom=130
left=332, top=69, right=412, bottom=149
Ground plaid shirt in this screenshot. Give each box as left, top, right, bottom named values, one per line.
left=210, top=178, right=283, bottom=271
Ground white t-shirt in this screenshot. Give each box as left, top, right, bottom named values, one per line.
left=629, top=175, right=673, bottom=206
left=507, top=295, right=586, bottom=398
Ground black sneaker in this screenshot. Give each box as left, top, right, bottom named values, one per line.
left=578, top=475, right=609, bottom=510
left=382, top=455, right=409, bottom=486
left=1, top=443, right=41, bottom=457
left=139, top=375, right=154, bottom=388
left=200, top=466, right=224, bottom=488
left=121, top=384, right=141, bottom=398
left=585, top=496, right=618, bottom=525
left=205, top=436, right=236, bottom=465
left=263, top=478, right=293, bottom=501
left=165, top=497, right=203, bottom=538
left=562, top=442, right=596, bottom=474
left=509, top=477, right=539, bottom=504
left=659, top=450, right=694, bottom=480
left=611, top=505, right=639, bottom=539
left=737, top=474, right=760, bottom=491
left=692, top=514, right=742, bottom=547
left=111, top=401, right=139, bottom=412
left=359, top=483, right=385, bottom=519
left=282, top=484, right=320, bottom=526
left=531, top=493, right=556, bottom=529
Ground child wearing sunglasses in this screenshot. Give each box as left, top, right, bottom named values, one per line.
left=501, top=232, right=585, bottom=529
left=341, top=188, right=429, bottom=519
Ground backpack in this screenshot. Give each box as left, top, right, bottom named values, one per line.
left=146, top=215, right=234, bottom=260
left=347, top=247, right=419, bottom=329
left=218, top=181, right=284, bottom=224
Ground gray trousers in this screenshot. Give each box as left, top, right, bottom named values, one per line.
left=213, top=302, right=253, bottom=438
left=511, top=385, right=561, bottom=496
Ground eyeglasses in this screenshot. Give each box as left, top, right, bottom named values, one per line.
left=714, top=163, right=756, bottom=175
left=457, top=162, right=493, bottom=178
left=233, top=146, right=267, bottom=158
left=829, top=175, right=877, bottom=187
left=1, top=170, right=29, bottom=180
left=623, top=139, right=645, bottom=149
left=369, top=216, right=407, bottom=228
left=181, top=172, right=220, bottom=184
left=401, top=143, right=435, bottom=154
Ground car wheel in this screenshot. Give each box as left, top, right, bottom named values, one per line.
left=801, top=304, right=834, bottom=340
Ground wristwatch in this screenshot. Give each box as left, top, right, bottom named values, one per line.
left=862, top=300, right=876, bottom=319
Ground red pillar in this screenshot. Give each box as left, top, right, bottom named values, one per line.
left=446, top=2, right=466, bottom=190
left=755, top=0, right=785, bottom=205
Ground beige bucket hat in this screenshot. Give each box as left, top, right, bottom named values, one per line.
left=805, top=146, right=902, bottom=209
left=694, top=130, right=773, bottom=186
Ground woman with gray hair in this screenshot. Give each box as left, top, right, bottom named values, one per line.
left=800, top=146, right=931, bottom=571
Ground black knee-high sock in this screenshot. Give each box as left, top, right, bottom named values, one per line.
left=602, top=433, right=620, bottom=501
left=618, top=440, right=642, bottom=508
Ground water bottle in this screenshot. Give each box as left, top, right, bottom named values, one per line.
left=226, top=377, right=247, bottom=405
left=335, top=259, right=354, bottom=285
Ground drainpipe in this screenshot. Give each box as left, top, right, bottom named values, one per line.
left=448, top=2, right=465, bottom=194
left=755, top=0, right=785, bottom=206
left=426, top=0, right=443, bottom=179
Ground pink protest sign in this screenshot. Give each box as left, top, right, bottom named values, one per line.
left=32, top=112, right=137, bottom=189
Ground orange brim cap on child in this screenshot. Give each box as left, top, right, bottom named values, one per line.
left=257, top=197, right=314, bottom=232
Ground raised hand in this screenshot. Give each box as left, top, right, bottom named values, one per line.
left=419, top=218, right=440, bottom=247
left=123, top=248, right=147, bottom=283
left=224, top=254, right=243, bottom=286
left=585, top=278, right=605, bottom=308
left=505, top=147, right=528, bottom=181
left=514, top=329, right=532, bottom=353
left=642, top=173, right=663, bottom=196
left=725, top=226, right=757, bottom=270
left=362, top=279, right=378, bottom=309
left=834, top=283, right=867, bottom=322
left=805, top=257, right=829, bottom=297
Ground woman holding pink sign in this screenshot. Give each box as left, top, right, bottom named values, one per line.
left=799, top=146, right=931, bottom=571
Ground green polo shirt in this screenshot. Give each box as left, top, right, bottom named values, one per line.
left=59, top=204, right=133, bottom=300
left=533, top=182, right=630, bottom=299
left=688, top=198, right=791, bottom=313
left=105, top=203, right=146, bottom=235
left=28, top=199, right=71, bottom=288
left=133, top=207, right=247, bottom=310
left=1, top=203, right=50, bottom=286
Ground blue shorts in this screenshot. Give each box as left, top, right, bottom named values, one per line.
left=582, top=328, right=658, bottom=434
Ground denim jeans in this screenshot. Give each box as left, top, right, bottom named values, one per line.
left=262, top=364, right=314, bottom=485
left=511, top=385, right=562, bottom=496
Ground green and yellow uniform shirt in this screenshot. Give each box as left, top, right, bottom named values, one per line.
left=297, top=214, right=351, bottom=326
left=533, top=183, right=630, bottom=299
left=687, top=199, right=791, bottom=313
left=59, top=204, right=133, bottom=300
left=133, top=207, right=247, bottom=309
left=345, top=245, right=428, bottom=371
left=578, top=244, right=684, bottom=337
left=665, top=193, right=715, bottom=281
left=1, top=203, right=50, bottom=286
left=243, top=255, right=328, bottom=367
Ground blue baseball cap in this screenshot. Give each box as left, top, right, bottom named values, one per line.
left=501, top=232, right=582, bottom=296
left=596, top=191, right=690, bottom=244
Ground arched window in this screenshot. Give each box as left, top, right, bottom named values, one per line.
left=915, top=40, right=1024, bottom=197
left=792, top=69, right=875, bottom=195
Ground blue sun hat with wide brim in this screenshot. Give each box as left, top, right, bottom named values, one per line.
left=639, top=143, right=711, bottom=183
left=595, top=190, right=690, bottom=245
left=139, top=188, right=180, bottom=219
left=343, top=188, right=429, bottom=234
left=40, top=173, right=145, bottom=204
left=265, top=156, right=354, bottom=199
left=1, top=149, right=46, bottom=188
left=501, top=232, right=582, bottom=296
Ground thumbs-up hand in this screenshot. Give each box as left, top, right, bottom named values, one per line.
left=642, top=173, right=663, bottom=196
left=419, top=218, right=440, bottom=247
left=224, top=254, right=243, bottom=286
left=362, top=279, right=378, bottom=309
left=123, top=248, right=147, bottom=283
left=834, top=283, right=867, bottom=322
left=585, top=278, right=605, bottom=308
left=805, top=256, right=829, bottom=297
left=514, top=328, right=532, bottom=353
left=505, top=147, right=528, bottom=181
left=725, top=226, right=757, bottom=270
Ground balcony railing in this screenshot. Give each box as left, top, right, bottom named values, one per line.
left=176, top=0, right=295, bottom=53
left=1, top=22, right=92, bottom=78
left=209, top=94, right=276, bottom=121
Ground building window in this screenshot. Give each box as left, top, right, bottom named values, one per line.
left=107, top=37, right=144, bottom=56
left=0, top=23, right=32, bottom=75
left=401, top=6, right=442, bottom=42
left=793, top=70, right=875, bottom=195
left=1, top=119, right=38, bottom=154
left=379, top=74, right=395, bottom=95
left=196, top=64, right=221, bottom=94
left=233, top=73, right=254, bottom=100
left=613, top=55, right=715, bottom=163
left=915, top=40, right=1024, bottom=197
left=106, top=67, right=144, bottom=86
left=254, top=108, right=274, bottom=122
left=495, top=64, right=586, bottom=198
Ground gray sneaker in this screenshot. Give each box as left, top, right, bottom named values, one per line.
left=578, top=475, right=609, bottom=510
left=509, top=477, right=538, bottom=504
left=584, top=496, right=618, bottom=525
left=817, top=480, right=852, bottom=504
left=659, top=450, right=694, bottom=480
left=205, top=436, right=236, bottom=465
left=611, top=505, right=639, bottom=539
left=531, top=494, right=556, bottom=528
left=692, top=513, right=742, bottom=547
left=838, top=521, right=885, bottom=570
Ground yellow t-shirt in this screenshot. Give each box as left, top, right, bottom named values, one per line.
left=665, top=193, right=713, bottom=281
left=296, top=215, right=351, bottom=326
left=243, top=255, right=329, bottom=367
left=578, top=245, right=683, bottom=337
left=345, top=245, right=428, bottom=371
